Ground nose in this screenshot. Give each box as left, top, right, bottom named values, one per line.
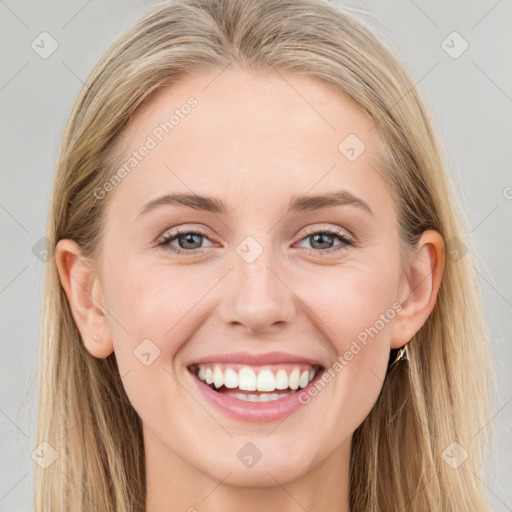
left=218, top=246, right=297, bottom=335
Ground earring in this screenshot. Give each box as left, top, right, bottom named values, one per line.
left=389, top=344, right=410, bottom=369
left=93, top=335, right=101, bottom=343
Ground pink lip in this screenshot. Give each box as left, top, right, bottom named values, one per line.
left=189, top=351, right=323, bottom=367
left=187, top=363, right=325, bottom=424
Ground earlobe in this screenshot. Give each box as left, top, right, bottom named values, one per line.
left=55, top=239, right=114, bottom=359
left=391, top=230, right=445, bottom=349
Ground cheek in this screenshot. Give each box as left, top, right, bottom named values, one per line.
left=102, top=258, right=211, bottom=390
left=105, top=253, right=206, bottom=342
left=294, top=261, right=400, bottom=429
left=102, top=265, right=194, bottom=425
left=299, top=261, right=400, bottom=354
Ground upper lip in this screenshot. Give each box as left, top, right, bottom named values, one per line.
left=188, top=351, right=324, bottom=367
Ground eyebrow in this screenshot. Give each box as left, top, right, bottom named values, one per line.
left=137, top=189, right=373, bottom=218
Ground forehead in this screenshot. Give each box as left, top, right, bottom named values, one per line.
left=105, top=68, right=389, bottom=218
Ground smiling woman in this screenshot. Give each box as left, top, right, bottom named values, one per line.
left=34, top=0, right=495, bottom=511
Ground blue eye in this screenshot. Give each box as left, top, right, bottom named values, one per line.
left=158, top=227, right=353, bottom=256
left=158, top=228, right=214, bottom=255
left=295, top=227, right=353, bottom=255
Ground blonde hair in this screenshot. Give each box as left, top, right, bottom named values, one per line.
left=33, top=0, right=495, bottom=510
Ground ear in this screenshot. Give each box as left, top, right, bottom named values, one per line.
left=391, top=230, right=445, bottom=349
left=55, top=239, right=114, bottom=358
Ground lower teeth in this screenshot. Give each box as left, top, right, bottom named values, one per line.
left=221, top=390, right=295, bottom=402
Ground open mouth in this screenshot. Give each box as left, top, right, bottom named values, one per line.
left=188, top=363, right=324, bottom=402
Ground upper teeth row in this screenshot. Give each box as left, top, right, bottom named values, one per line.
left=196, top=365, right=316, bottom=392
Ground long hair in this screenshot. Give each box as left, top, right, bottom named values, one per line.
left=33, top=0, right=495, bottom=510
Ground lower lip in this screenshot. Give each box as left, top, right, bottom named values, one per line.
left=188, top=369, right=324, bottom=423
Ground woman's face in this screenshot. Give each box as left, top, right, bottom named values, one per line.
left=94, top=68, right=409, bottom=486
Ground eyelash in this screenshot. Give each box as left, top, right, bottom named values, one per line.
left=157, top=227, right=354, bottom=256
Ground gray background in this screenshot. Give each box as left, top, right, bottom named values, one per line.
left=1, top=0, right=511, bottom=510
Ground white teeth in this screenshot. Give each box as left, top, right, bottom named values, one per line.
left=265, top=393, right=285, bottom=401
left=238, top=366, right=257, bottom=391
left=224, top=368, right=239, bottom=389
left=258, top=393, right=278, bottom=402
left=288, top=368, right=300, bottom=390
left=194, top=363, right=319, bottom=393
left=222, top=390, right=294, bottom=402
left=256, top=369, right=275, bottom=392
left=275, top=369, right=289, bottom=390
left=213, top=366, right=224, bottom=389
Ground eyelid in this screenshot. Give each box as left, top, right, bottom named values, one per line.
left=293, top=226, right=354, bottom=255
left=157, top=224, right=216, bottom=243
left=157, top=224, right=353, bottom=244
left=157, top=223, right=355, bottom=256
left=299, top=224, right=354, bottom=242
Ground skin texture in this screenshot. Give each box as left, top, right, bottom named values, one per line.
left=56, top=68, right=444, bottom=512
